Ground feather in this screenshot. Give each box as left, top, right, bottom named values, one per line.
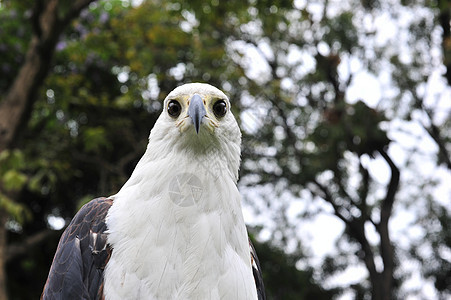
left=41, top=197, right=112, bottom=300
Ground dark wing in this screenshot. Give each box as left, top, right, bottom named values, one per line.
left=41, top=197, right=113, bottom=300
left=249, top=239, right=266, bottom=300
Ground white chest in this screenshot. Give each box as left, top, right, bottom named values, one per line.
left=103, top=171, right=257, bottom=300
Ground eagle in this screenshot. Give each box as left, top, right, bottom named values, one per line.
left=41, top=83, right=266, bottom=299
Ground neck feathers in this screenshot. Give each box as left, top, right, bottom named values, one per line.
left=104, top=131, right=255, bottom=299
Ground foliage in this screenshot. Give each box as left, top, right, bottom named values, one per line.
left=0, top=0, right=450, bottom=299
left=0, top=1, right=33, bottom=93
left=250, top=234, right=339, bottom=299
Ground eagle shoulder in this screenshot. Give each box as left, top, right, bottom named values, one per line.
left=41, top=197, right=113, bottom=300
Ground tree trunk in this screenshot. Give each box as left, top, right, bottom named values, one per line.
left=0, top=1, right=96, bottom=298
left=0, top=35, right=48, bottom=152
left=0, top=211, right=7, bottom=300
left=0, top=30, right=54, bottom=300
left=371, top=149, right=399, bottom=300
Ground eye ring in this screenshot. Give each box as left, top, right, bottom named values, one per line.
left=167, top=100, right=182, bottom=118
left=212, top=100, right=227, bottom=118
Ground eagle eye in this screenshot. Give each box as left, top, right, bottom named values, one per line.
left=167, top=100, right=182, bottom=118
left=213, top=100, right=227, bottom=118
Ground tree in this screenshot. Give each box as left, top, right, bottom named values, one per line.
left=223, top=1, right=450, bottom=298
left=1, top=0, right=449, bottom=299
left=1, top=1, right=334, bottom=298
left=249, top=233, right=339, bottom=299
left=0, top=1, right=96, bottom=299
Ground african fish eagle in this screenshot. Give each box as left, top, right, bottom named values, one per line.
left=41, top=83, right=265, bottom=299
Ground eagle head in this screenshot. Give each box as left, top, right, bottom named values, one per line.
left=146, top=83, right=242, bottom=181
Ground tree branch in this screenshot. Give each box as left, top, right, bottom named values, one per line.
left=332, top=168, right=358, bottom=209
left=312, top=179, right=350, bottom=224
left=6, top=229, right=56, bottom=262
left=438, top=0, right=451, bottom=85
left=376, top=148, right=399, bottom=298
left=378, top=148, right=399, bottom=226
left=424, top=120, right=451, bottom=170
left=312, top=179, right=380, bottom=283
left=413, top=87, right=451, bottom=170
left=357, top=161, right=371, bottom=217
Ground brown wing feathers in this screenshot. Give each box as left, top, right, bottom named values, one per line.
left=250, top=239, right=266, bottom=300
left=41, top=197, right=113, bottom=300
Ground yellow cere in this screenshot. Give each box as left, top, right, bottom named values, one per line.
left=174, top=93, right=221, bottom=133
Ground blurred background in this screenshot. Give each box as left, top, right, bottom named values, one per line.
left=0, top=0, right=450, bottom=299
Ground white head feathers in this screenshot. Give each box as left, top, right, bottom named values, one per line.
left=136, top=83, right=242, bottom=183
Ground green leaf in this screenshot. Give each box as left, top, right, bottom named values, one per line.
left=28, top=170, right=46, bottom=192
left=82, top=127, right=110, bottom=153
left=0, top=149, right=26, bottom=174
left=0, top=193, right=32, bottom=224
left=2, top=170, right=28, bottom=191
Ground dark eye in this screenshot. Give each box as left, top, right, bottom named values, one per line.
left=213, top=100, right=227, bottom=118
left=167, top=100, right=181, bottom=118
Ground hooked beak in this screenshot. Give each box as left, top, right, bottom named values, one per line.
left=188, top=94, right=206, bottom=134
